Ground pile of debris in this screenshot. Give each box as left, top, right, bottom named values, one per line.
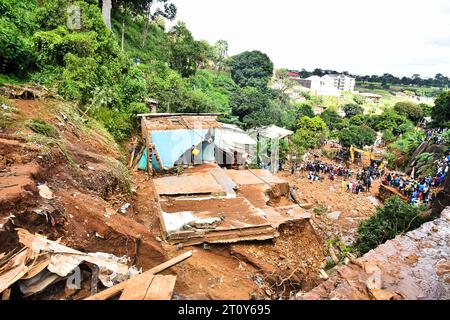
left=0, top=229, right=192, bottom=300
left=297, top=207, right=450, bottom=300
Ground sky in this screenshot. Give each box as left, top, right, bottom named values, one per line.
left=170, top=0, right=450, bottom=78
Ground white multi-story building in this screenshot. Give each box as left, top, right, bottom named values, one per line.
left=325, top=74, right=356, bottom=92
left=297, top=73, right=355, bottom=95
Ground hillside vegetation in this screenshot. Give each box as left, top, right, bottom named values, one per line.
left=1, top=0, right=449, bottom=154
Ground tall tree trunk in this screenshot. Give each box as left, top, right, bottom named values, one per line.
left=101, top=0, right=112, bottom=29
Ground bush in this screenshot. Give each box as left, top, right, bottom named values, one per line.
left=291, top=116, right=328, bottom=150
left=355, top=196, right=429, bottom=254
left=382, top=129, right=395, bottom=144
left=369, top=110, right=411, bottom=133
left=418, top=103, right=433, bottom=117
left=0, top=19, right=35, bottom=75
left=349, top=114, right=367, bottom=126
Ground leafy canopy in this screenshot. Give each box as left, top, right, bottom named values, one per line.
left=229, top=50, right=274, bottom=89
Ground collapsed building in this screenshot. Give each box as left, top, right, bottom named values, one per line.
left=135, top=113, right=311, bottom=245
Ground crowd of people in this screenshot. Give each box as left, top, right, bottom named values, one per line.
left=296, top=159, right=385, bottom=195
left=382, top=153, right=449, bottom=205
left=292, top=150, right=448, bottom=207
left=426, top=128, right=448, bottom=145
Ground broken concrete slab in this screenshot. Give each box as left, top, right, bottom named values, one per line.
left=209, top=167, right=237, bottom=198
left=154, top=172, right=226, bottom=197
left=160, top=197, right=277, bottom=245
left=326, top=211, right=341, bottom=220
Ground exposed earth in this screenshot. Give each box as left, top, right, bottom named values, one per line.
left=1, top=97, right=448, bottom=300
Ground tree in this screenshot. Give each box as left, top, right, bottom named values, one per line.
left=342, top=103, right=364, bottom=118
left=349, top=114, right=367, bottom=126
left=168, top=22, right=207, bottom=77
left=230, top=86, right=270, bottom=127
left=294, top=102, right=314, bottom=119
left=418, top=103, right=433, bottom=117
left=291, top=116, right=328, bottom=150
left=338, top=125, right=376, bottom=148
left=101, top=0, right=112, bottom=29
left=355, top=196, right=428, bottom=254
left=368, top=110, right=410, bottom=133
left=229, top=50, right=273, bottom=89
left=432, top=90, right=450, bottom=127
left=141, top=0, right=177, bottom=47
left=320, top=108, right=342, bottom=130
left=393, top=101, right=423, bottom=124
left=212, top=40, right=228, bottom=72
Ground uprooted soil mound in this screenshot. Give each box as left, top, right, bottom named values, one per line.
left=230, top=220, right=325, bottom=299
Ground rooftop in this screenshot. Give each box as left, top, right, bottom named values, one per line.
left=139, top=113, right=223, bottom=131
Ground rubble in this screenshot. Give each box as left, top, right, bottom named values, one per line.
left=0, top=229, right=141, bottom=298
left=37, top=183, right=54, bottom=200
left=299, top=207, right=450, bottom=300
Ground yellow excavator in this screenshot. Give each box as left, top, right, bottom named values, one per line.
left=349, top=145, right=386, bottom=168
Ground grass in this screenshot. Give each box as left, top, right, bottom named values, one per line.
left=103, top=156, right=132, bottom=194
left=20, top=132, right=78, bottom=168
left=56, top=102, right=121, bottom=155
left=0, top=96, right=23, bottom=129
left=313, top=204, right=328, bottom=216
left=27, top=119, right=59, bottom=138
left=0, top=74, right=28, bottom=86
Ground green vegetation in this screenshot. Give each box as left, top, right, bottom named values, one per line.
left=355, top=196, right=429, bottom=254
left=393, top=101, right=423, bottom=124
left=229, top=50, right=274, bottom=90
left=313, top=204, right=328, bottom=216
left=0, top=0, right=448, bottom=167
left=338, top=125, right=376, bottom=148
left=27, top=119, right=59, bottom=138
left=432, top=90, right=450, bottom=128
left=342, top=103, right=364, bottom=118
left=291, top=116, right=327, bottom=153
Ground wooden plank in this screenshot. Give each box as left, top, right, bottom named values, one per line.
left=131, top=146, right=145, bottom=169
left=0, top=249, right=30, bottom=293
left=141, top=118, right=153, bottom=176
left=146, top=126, right=153, bottom=176
left=128, top=138, right=137, bottom=168
left=21, top=256, right=51, bottom=280
left=151, top=144, right=164, bottom=170
left=2, top=288, right=11, bottom=300
left=84, top=251, right=192, bottom=300
left=150, top=179, right=169, bottom=240
left=119, top=273, right=155, bottom=300
left=144, top=275, right=176, bottom=300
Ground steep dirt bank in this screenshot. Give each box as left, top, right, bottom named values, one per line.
left=0, top=98, right=166, bottom=277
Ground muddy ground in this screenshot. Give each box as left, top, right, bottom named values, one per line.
left=0, top=98, right=382, bottom=300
